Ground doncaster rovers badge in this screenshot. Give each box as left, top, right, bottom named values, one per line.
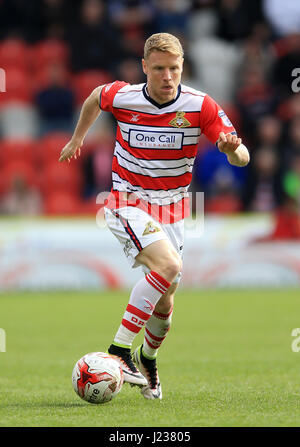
left=169, top=111, right=191, bottom=128
left=143, top=221, right=161, bottom=236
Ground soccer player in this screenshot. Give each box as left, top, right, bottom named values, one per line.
left=59, top=33, right=250, bottom=400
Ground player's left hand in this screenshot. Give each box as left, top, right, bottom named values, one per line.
left=217, top=132, right=242, bottom=154
left=59, top=140, right=82, bottom=163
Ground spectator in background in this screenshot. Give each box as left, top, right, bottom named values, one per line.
left=0, top=175, right=43, bottom=215
left=188, top=0, right=218, bottom=43
left=244, top=115, right=283, bottom=212
left=255, top=114, right=283, bottom=152
left=67, top=0, right=121, bottom=73
left=216, top=0, right=264, bottom=42
left=2, top=0, right=75, bottom=43
left=282, top=116, right=300, bottom=169
left=106, top=1, right=158, bottom=61
left=277, top=93, right=300, bottom=125
left=82, top=126, right=115, bottom=198
left=108, top=0, right=155, bottom=37
left=193, top=139, right=246, bottom=213
left=1, top=0, right=299, bottom=218
left=189, top=27, right=241, bottom=104
left=235, top=65, right=278, bottom=146
left=181, top=55, right=202, bottom=90
left=154, top=0, right=191, bottom=35
left=243, top=146, right=283, bottom=212
left=237, top=21, right=274, bottom=78
left=24, top=0, right=72, bottom=41
left=119, top=28, right=147, bottom=60
left=204, top=166, right=243, bottom=213
left=35, top=63, right=75, bottom=135
left=114, top=57, right=145, bottom=84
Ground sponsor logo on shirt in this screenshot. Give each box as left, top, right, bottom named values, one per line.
left=129, top=129, right=184, bottom=149
left=218, top=110, right=233, bottom=127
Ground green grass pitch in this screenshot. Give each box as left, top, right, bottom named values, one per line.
left=0, top=288, right=299, bottom=427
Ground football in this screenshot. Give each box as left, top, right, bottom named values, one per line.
left=72, top=352, right=124, bottom=404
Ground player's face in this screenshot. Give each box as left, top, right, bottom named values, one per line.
left=142, top=50, right=183, bottom=104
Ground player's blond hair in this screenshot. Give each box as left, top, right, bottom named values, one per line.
left=144, top=33, right=184, bottom=59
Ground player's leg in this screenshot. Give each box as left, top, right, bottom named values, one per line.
left=143, top=280, right=178, bottom=358
left=134, top=239, right=182, bottom=283
left=109, top=239, right=181, bottom=368
left=132, top=220, right=183, bottom=398
left=133, top=281, right=179, bottom=399
left=135, top=227, right=182, bottom=361
left=105, top=207, right=181, bottom=386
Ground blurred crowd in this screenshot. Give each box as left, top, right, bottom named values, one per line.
left=0, top=0, right=300, bottom=237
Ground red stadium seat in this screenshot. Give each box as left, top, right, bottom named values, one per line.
left=0, top=39, right=30, bottom=71
left=38, top=132, right=73, bottom=165
left=0, top=161, right=38, bottom=195
left=41, top=161, right=83, bottom=195
left=80, top=196, right=102, bottom=216
left=44, top=191, right=82, bottom=215
left=0, top=139, right=37, bottom=166
left=33, top=64, right=72, bottom=92
left=0, top=68, right=33, bottom=104
left=31, top=39, right=69, bottom=72
left=72, top=70, right=112, bottom=105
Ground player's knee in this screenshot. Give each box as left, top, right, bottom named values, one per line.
left=159, top=255, right=182, bottom=283
left=168, top=257, right=182, bottom=280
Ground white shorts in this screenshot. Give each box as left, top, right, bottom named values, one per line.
left=104, top=206, right=184, bottom=280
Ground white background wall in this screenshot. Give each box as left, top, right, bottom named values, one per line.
left=0, top=215, right=299, bottom=290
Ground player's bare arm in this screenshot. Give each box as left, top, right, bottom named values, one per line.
left=59, top=85, right=104, bottom=162
left=217, top=132, right=250, bottom=167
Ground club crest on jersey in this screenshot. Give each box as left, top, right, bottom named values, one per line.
left=169, top=111, right=191, bottom=128
left=143, top=221, right=161, bottom=236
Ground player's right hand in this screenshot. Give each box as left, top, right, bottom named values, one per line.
left=59, top=140, right=82, bottom=162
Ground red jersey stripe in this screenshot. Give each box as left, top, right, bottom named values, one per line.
left=116, top=135, right=198, bottom=160
left=113, top=108, right=200, bottom=128
left=112, top=160, right=192, bottom=190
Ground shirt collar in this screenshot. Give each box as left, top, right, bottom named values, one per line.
left=142, top=83, right=181, bottom=109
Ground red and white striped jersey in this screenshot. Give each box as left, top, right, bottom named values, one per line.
left=100, top=81, right=236, bottom=223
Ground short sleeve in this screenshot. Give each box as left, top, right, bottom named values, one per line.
left=99, top=81, right=129, bottom=112
left=199, top=95, right=237, bottom=145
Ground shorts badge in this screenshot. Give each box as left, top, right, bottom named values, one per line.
left=143, top=221, right=161, bottom=236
